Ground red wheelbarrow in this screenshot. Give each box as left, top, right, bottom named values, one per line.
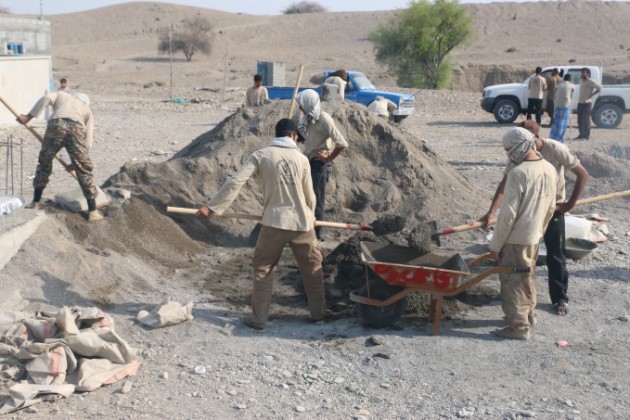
left=349, top=242, right=531, bottom=336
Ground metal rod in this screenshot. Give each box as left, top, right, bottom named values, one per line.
left=4, top=136, right=8, bottom=195
left=10, top=134, right=14, bottom=195
left=20, top=138, right=24, bottom=197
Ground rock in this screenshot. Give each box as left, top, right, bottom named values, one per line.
left=373, top=352, right=390, bottom=359
left=282, top=370, right=293, bottom=378
left=295, top=405, right=306, bottom=412
left=160, top=371, right=169, bottom=380
left=380, top=383, right=391, bottom=389
left=227, top=389, right=238, bottom=396
left=194, top=365, right=207, bottom=374
left=565, top=400, right=575, bottom=407
left=616, top=315, right=629, bottom=322
left=457, top=407, right=475, bottom=417
left=334, top=377, right=345, bottom=384
left=234, top=404, right=247, bottom=410
left=369, top=335, right=385, bottom=346
left=121, top=381, right=133, bottom=394
left=358, top=408, right=371, bottom=416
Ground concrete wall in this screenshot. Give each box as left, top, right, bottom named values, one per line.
left=0, top=56, right=53, bottom=127
left=0, top=17, right=51, bottom=55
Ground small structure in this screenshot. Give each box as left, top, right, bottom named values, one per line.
left=0, top=17, right=53, bottom=126
left=257, top=61, right=286, bottom=86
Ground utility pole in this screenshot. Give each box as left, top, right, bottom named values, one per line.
left=39, top=0, right=43, bottom=20
left=169, top=25, right=173, bottom=101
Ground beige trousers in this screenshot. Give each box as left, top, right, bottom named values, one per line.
left=250, top=225, right=326, bottom=327
left=499, top=243, right=539, bottom=331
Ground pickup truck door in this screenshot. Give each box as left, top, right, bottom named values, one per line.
left=344, top=78, right=359, bottom=102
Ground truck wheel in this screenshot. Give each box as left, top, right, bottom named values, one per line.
left=493, top=99, right=519, bottom=124
left=356, top=279, right=406, bottom=328
left=593, top=103, right=623, bottom=129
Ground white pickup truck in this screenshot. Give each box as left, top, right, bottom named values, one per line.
left=481, top=65, right=630, bottom=128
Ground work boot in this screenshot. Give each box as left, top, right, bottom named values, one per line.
left=492, top=327, right=530, bottom=341
left=88, top=210, right=103, bottom=221
left=24, top=201, right=43, bottom=210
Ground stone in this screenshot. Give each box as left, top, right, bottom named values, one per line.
left=358, top=408, right=371, bottom=416
left=334, top=377, right=345, bottom=384
left=160, top=371, right=169, bottom=380
left=234, top=404, right=247, bottom=410
left=295, top=406, right=306, bottom=413
left=121, top=381, right=133, bottom=394
left=380, top=383, right=391, bottom=389
left=369, top=335, right=385, bottom=346
left=373, top=352, right=390, bottom=359
left=227, top=389, right=238, bottom=396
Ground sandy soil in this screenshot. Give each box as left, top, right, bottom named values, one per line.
left=2, top=2, right=630, bottom=419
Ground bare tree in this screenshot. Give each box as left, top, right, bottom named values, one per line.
left=283, top=1, right=326, bottom=14
left=158, top=16, right=213, bottom=62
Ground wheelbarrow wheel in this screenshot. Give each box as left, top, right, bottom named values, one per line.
left=357, top=280, right=407, bottom=328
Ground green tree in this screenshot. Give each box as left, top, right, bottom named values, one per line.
left=369, top=0, right=474, bottom=89
left=158, top=16, right=213, bottom=62
left=283, top=2, right=326, bottom=14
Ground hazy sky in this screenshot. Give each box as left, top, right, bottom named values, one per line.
left=4, top=0, right=415, bottom=15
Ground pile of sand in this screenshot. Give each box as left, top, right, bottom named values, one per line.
left=105, top=100, right=488, bottom=246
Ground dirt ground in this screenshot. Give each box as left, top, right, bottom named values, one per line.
left=2, top=2, right=630, bottom=419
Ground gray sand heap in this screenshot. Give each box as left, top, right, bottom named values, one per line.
left=106, top=100, right=488, bottom=245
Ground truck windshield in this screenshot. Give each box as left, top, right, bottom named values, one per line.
left=352, top=74, right=376, bottom=90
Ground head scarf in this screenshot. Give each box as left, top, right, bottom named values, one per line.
left=502, top=127, right=538, bottom=164
left=296, top=89, right=321, bottom=137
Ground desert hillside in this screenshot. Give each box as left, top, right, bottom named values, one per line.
left=30, top=0, right=630, bottom=97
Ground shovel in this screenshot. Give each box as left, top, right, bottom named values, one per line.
left=166, top=206, right=373, bottom=231
left=427, top=189, right=630, bottom=245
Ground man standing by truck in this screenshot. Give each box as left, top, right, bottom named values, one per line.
left=296, top=89, right=348, bottom=241
left=545, top=68, right=563, bottom=127
left=576, top=67, right=603, bottom=140
left=550, top=74, right=575, bottom=142
left=527, top=67, right=547, bottom=125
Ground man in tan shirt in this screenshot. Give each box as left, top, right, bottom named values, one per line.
left=488, top=127, right=557, bottom=340
left=296, top=89, right=348, bottom=240
left=197, top=118, right=326, bottom=330
left=527, top=66, right=547, bottom=125
left=576, top=67, right=603, bottom=140
left=545, top=68, right=563, bottom=127
left=17, top=92, right=102, bottom=221
left=245, top=74, right=269, bottom=107
left=482, top=120, right=588, bottom=317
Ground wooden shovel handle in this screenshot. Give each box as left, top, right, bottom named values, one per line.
left=166, top=206, right=373, bottom=231
left=439, top=189, right=630, bottom=237
left=287, top=65, right=305, bottom=119
left=574, top=190, right=630, bottom=206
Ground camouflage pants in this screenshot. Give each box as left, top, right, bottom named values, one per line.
left=34, top=118, right=96, bottom=200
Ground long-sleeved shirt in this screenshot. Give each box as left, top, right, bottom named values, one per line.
left=368, top=97, right=397, bottom=117
left=324, top=76, right=346, bottom=100
left=28, top=92, right=94, bottom=149
left=490, top=159, right=557, bottom=252
left=578, top=78, right=603, bottom=103
left=207, top=140, right=316, bottom=232
left=245, top=86, right=269, bottom=107
left=554, top=81, right=575, bottom=108
left=528, top=75, right=547, bottom=99
left=546, top=75, right=563, bottom=101
left=302, top=111, right=348, bottom=160
left=505, top=138, right=579, bottom=203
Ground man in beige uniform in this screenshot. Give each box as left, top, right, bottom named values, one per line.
left=296, top=89, right=348, bottom=240
left=527, top=66, right=547, bottom=125
left=482, top=120, right=589, bottom=317
left=323, top=69, right=348, bottom=100
left=245, top=74, right=269, bottom=107
left=17, top=92, right=102, bottom=221
left=545, top=68, right=563, bottom=127
left=576, top=67, right=603, bottom=140
left=489, top=127, right=557, bottom=340
left=197, top=119, right=325, bottom=330
left=368, top=96, right=398, bottom=120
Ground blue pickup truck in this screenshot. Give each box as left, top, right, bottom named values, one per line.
left=266, top=70, right=415, bottom=122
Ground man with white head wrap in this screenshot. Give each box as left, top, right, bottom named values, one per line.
left=487, top=127, right=557, bottom=340
left=481, top=121, right=589, bottom=317
left=296, top=89, right=348, bottom=240
left=17, top=91, right=102, bottom=221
